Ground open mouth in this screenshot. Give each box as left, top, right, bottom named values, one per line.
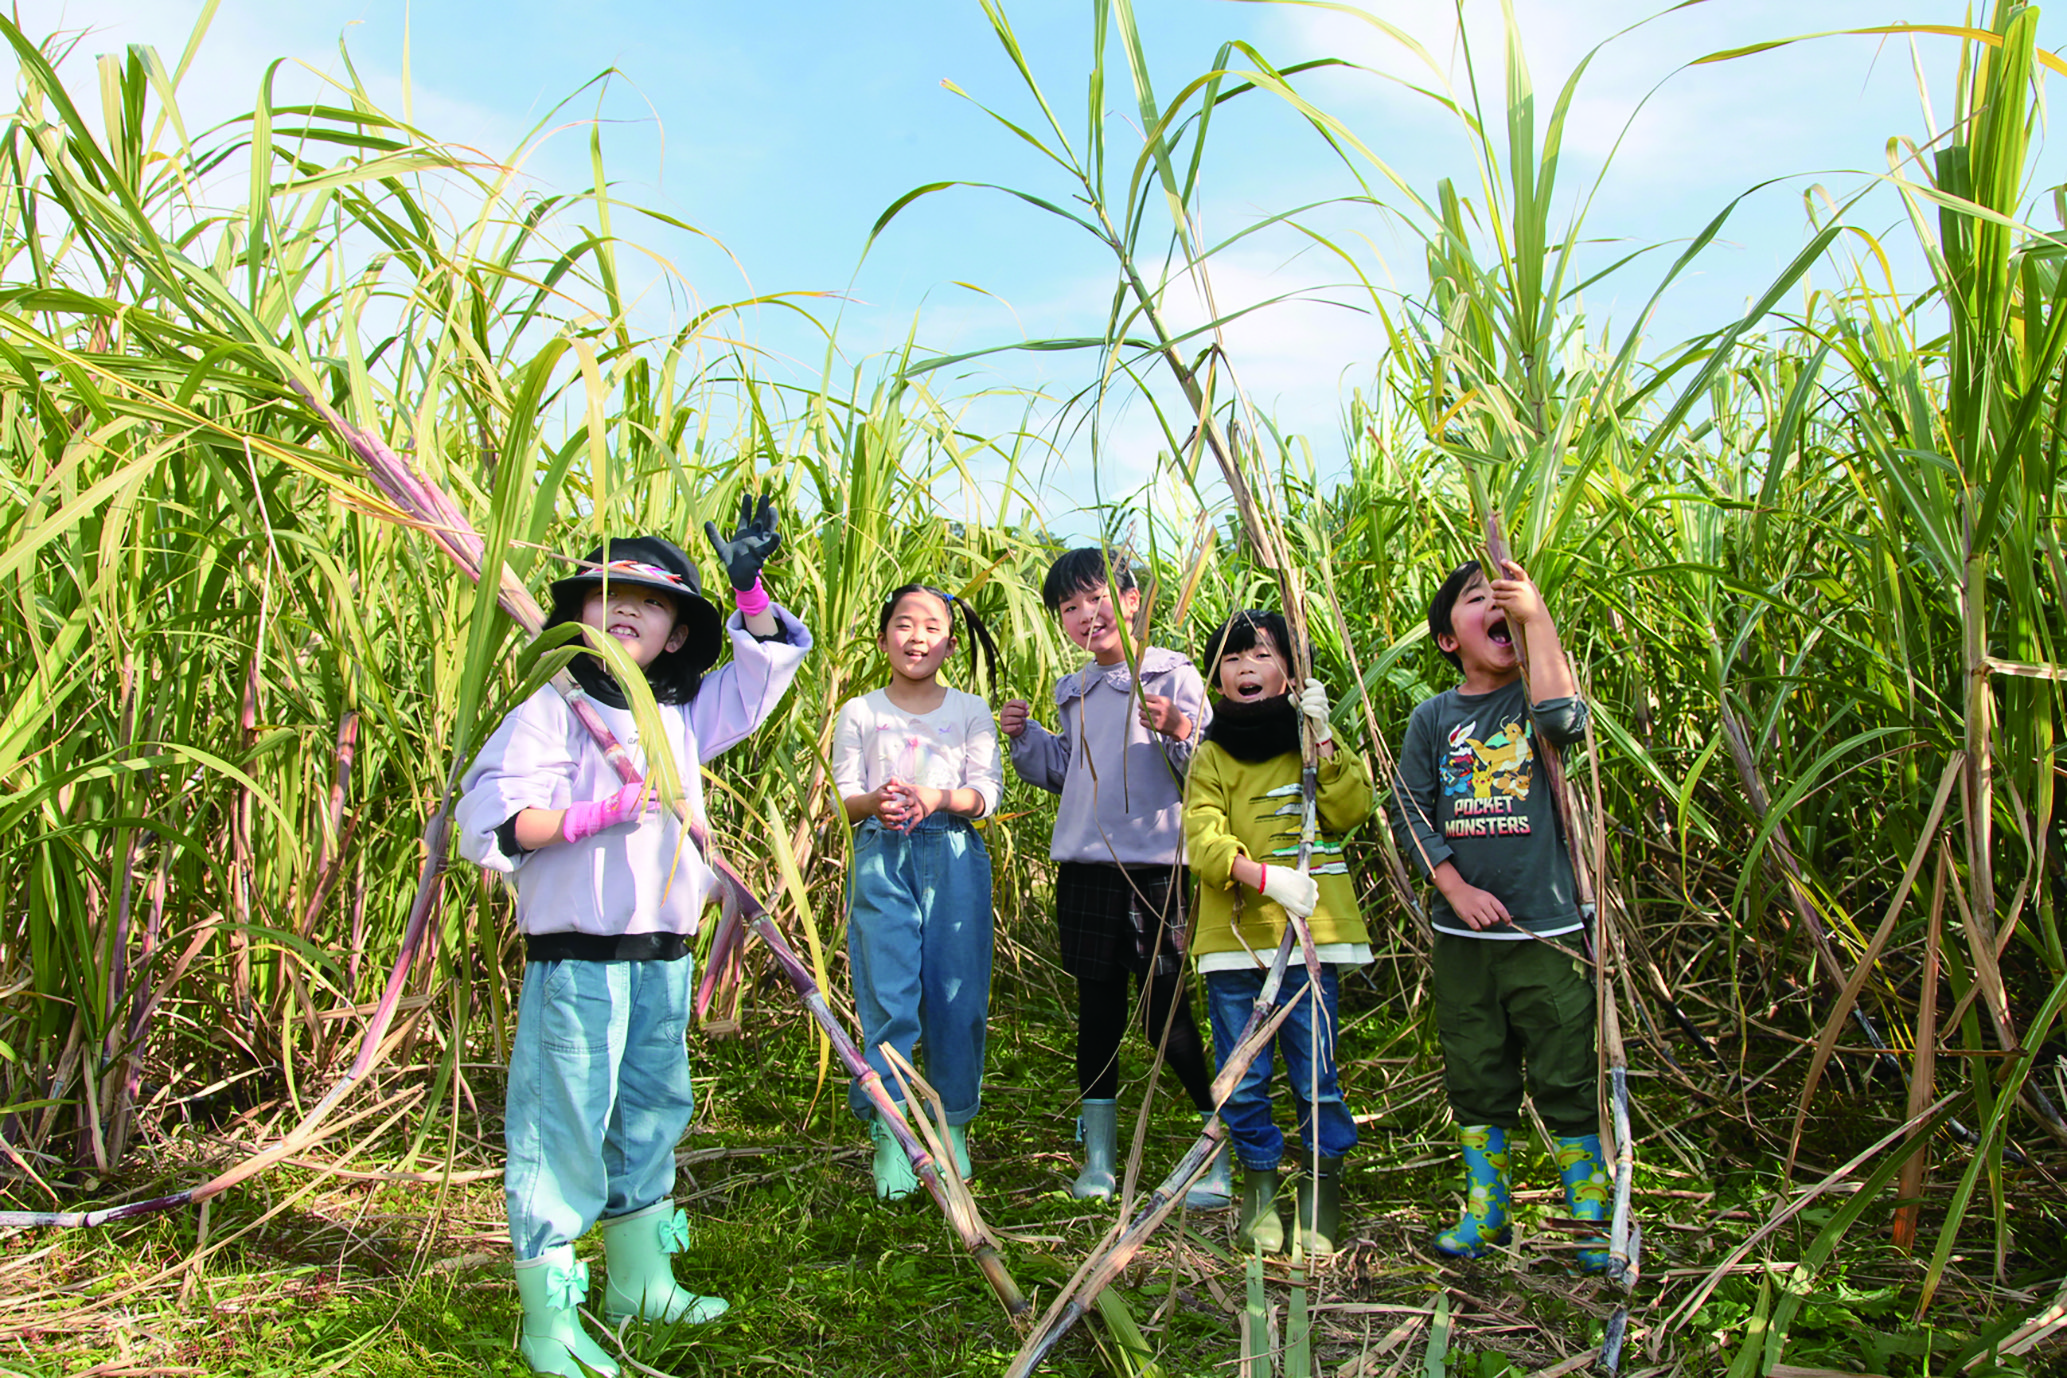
left=1233, top=678, right=1268, bottom=700
left=609, top=622, right=640, bottom=640
left=1486, top=616, right=1512, bottom=648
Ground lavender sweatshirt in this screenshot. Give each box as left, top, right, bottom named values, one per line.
left=455, top=606, right=811, bottom=937
left=1008, top=646, right=1211, bottom=866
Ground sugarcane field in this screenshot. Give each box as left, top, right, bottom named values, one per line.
left=3, top=0, right=2067, bottom=1374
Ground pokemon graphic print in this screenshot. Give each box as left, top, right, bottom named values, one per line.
left=1440, top=716, right=1537, bottom=837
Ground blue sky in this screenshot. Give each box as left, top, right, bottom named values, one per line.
left=24, top=1, right=2067, bottom=520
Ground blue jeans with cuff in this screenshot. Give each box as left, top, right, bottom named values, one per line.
left=1205, top=963, right=1359, bottom=1170
left=845, top=815, right=994, bottom=1126
left=504, top=953, right=694, bottom=1260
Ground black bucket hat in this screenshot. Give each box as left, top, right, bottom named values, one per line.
left=549, top=535, right=726, bottom=677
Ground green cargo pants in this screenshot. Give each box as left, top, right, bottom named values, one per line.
left=1432, top=930, right=1598, bottom=1137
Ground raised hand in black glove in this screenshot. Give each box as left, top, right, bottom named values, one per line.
left=704, top=493, right=781, bottom=592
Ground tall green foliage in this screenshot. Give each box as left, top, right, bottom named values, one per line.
left=0, top=4, right=2062, bottom=1355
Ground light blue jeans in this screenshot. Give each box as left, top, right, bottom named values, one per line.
left=505, top=955, right=694, bottom=1260
left=1205, top=964, right=1359, bottom=1170
left=845, top=816, right=994, bottom=1126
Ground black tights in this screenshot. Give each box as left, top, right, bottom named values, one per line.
left=1076, top=968, right=1215, bottom=1111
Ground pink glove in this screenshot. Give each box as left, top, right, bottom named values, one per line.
left=734, top=577, right=771, bottom=617
left=561, top=782, right=654, bottom=844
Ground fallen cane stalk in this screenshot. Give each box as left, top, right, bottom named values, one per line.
left=884, top=1048, right=1001, bottom=1250
left=1006, top=1120, right=1238, bottom=1378
left=1006, top=951, right=1311, bottom=1373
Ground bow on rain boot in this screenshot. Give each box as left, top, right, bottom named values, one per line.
left=1556, top=1134, right=1613, bottom=1275
left=1433, top=1125, right=1511, bottom=1260
left=1237, top=1168, right=1284, bottom=1253
left=871, top=1115, right=920, bottom=1202
left=600, top=1201, right=728, bottom=1326
left=513, top=1246, right=620, bottom=1378
left=1071, top=1099, right=1118, bottom=1200
left=1296, top=1156, right=1343, bottom=1257
left=1185, top=1115, right=1233, bottom=1209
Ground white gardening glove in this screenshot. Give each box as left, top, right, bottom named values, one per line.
left=1297, top=678, right=1334, bottom=745
left=1259, top=864, right=1319, bottom=919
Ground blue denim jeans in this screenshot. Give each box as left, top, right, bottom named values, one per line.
left=846, top=816, right=994, bottom=1126
left=1205, top=964, right=1359, bottom=1170
left=505, top=955, right=693, bottom=1260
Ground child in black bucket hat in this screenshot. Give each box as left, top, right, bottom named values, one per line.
left=455, top=497, right=811, bottom=1377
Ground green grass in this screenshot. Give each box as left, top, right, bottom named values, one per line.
left=9, top=902, right=2062, bottom=1377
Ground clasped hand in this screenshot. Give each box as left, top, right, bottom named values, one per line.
left=875, top=778, right=933, bottom=831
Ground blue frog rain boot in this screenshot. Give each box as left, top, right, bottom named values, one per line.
left=1185, top=1114, right=1233, bottom=1209
left=600, top=1201, right=728, bottom=1326
left=1071, top=1099, right=1118, bottom=1200
left=513, top=1245, right=620, bottom=1377
left=870, top=1114, right=921, bottom=1201
left=1556, top=1134, right=1613, bottom=1274
left=1433, top=1125, right=1511, bottom=1260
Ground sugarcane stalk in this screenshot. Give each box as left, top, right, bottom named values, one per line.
left=1481, top=513, right=1640, bottom=1296
left=1006, top=986, right=1306, bottom=1376
left=0, top=799, right=453, bottom=1228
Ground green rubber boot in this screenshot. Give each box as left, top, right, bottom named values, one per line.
left=513, top=1245, right=619, bottom=1377
left=947, top=1122, right=973, bottom=1182
left=1296, top=1156, right=1343, bottom=1257
left=871, top=1114, right=921, bottom=1201
left=1556, top=1134, right=1613, bottom=1275
left=1185, top=1115, right=1233, bottom=1209
left=1071, top=1099, right=1117, bottom=1200
left=600, top=1201, right=728, bottom=1326
left=1433, top=1125, right=1511, bottom=1260
left=1237, top=1168, right=1283, bottom=1253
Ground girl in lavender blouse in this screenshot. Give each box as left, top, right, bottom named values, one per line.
left=456, top=505, right=807, bottom=1377
left=831, top=584, right=1004, bottom=1201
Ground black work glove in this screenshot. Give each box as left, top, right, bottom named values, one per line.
left=703, top=493, right=781, bottom=592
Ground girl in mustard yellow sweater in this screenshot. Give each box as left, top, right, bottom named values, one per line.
left=1184, top=609, right=1372, bottom=1256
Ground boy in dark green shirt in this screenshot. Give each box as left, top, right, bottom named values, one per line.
left=1391, top=558, right=1610, bottom=1272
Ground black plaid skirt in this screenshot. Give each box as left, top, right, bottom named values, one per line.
left=1054, top=861, right=1190, bottom=983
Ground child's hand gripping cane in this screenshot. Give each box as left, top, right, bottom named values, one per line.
left=559, top=782, right=661, bottom=844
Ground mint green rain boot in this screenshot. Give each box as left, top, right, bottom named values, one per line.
left=600, top=1201, right=728, bottom=1326
left=1185, top=1115, right=1233, bottom=1209
left=1296, top=1156, right=1343, bottom=1257
left=513, top=1245, right=619, bottom=1377
left=1237, top=1168, right=1283, bottom=1253
left=1432, top=1125, right=1511, bottom=1259
left=947, top=1122, right=973, bottom=1182
left=871, top=1115, right=920, bottom=1201
left=1556, top=1134, right=1613, bottom=1274
left=1071, top=1099, right=1117, bottom=1200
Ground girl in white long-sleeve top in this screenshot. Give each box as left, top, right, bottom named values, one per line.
left=455, top=503, right=809, bottom=1378
left=830, top=584, right=1003, bottom=1201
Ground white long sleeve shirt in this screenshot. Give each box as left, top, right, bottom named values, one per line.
left=830, top=686, right=1002, bottom=818
left=455, top=607, right=811, bottom=937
